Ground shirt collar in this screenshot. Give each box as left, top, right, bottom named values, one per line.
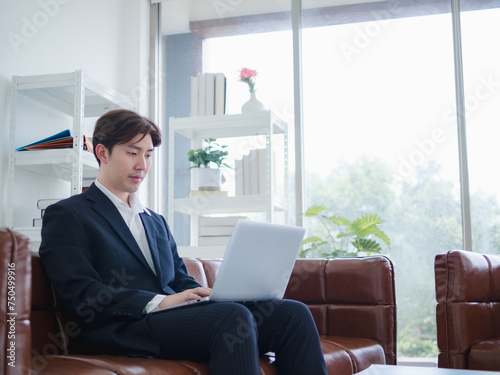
left=94, top=179, right=151, bottom=216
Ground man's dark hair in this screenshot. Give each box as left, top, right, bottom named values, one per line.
left=92, top=109, right=161, bottom=166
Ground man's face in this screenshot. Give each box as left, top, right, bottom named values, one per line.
left=97, top=133, right=154, bottom=203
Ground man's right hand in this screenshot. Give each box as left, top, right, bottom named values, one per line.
left=157, top=287, right=212, bottom=309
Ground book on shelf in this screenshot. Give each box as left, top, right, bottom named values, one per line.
left=197, top=216, right=249, bottom=246
left=16, top=129, right=93, bottom=152
left=235, top=159, right=244, bottom=196
left=198, top=215, right=249, bottom=227
left=37, top=198, right=64, bottom=210
left=258, top=148, right=270, bottom=195
left=249, top=149, right=259, bottom=195
left=204, top=72, right=215, bottom=116
left=82, top=181, right=93, bottom=193
left=215, top=72, right=226, bottom=115
left=190, top=72, right=226, bottom=117
left=188, top=190, right=228, bottom=199
left=242, top=152, right=252, bottom=195
left=197, top=73, right=206, bottom=116
left=235, top=148, right=276, bottom=196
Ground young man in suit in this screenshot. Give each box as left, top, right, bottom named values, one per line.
left=39, top=109, right=327, bottom=374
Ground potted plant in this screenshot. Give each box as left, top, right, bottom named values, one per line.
left=187, top=138, right=230, bottom=191
left=300, top=205, right=391, bottom=258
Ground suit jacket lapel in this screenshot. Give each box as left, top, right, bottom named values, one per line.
left=139, top=212, right=163, bottom=277
left=85, top=184, right=153, bottom=273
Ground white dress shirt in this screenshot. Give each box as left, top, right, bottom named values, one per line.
left=94, top=180, right=165, bottom=313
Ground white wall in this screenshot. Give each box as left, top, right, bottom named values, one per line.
left=0, top=0, right=152, bottom=227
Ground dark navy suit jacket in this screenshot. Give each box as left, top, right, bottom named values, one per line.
left=39, top=183, right=200, bottom=356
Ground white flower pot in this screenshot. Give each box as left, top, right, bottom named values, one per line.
left=195, top=168, right=226, bottom=191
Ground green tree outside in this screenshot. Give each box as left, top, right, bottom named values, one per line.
left=305, top=157, right=500, bottom=358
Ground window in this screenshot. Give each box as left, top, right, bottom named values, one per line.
left=160, top=0, right=500, bottom=360
left=460, top=4, right=500, bottom=253
left=301, top=1, right=457, bottom=359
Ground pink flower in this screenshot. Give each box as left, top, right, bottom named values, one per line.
left=239, top=68, right=257, bottom=79
left=239, top=67, right=258, bottom=93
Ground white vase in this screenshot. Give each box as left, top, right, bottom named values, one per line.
left=241, top=91, right=266, bottom=113
left=195, top=168, right=226, bottom=191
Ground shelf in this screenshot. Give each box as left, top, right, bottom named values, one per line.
left=14, top=149, right=98, bottom=181
left=15, top=71, right=134, bottom=117
left=7, top=70, right=133, bottom=229
left=172, top=111, right=288, bottom=140
left=173, top=194, right=287, bottom=215
left=168, top=110, right=290, bottom=255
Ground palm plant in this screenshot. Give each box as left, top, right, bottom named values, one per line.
left=300, top=205, right=391, bottom=258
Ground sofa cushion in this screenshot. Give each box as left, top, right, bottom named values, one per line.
left=320, top=339, right=354, bottom=375
left=321, top=336, right=385, bottom=373
left=32, top=354, right=278, bottom=375
left=31, top=355, right=116, bottom=375
left=26, top=250, right=396, bottom=374
left=469, top=338, right=500, bottom=371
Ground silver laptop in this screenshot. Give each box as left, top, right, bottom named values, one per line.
left=152, top=220, right=306, bottom=312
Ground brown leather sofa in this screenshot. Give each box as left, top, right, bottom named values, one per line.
left=1, top=227, right=397, bottom=374
left=435, top=249, right=500, bottom=371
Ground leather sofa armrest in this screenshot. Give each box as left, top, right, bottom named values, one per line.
left=1, top=228, right=32, bottom=374
left=435, top=250, right=500, bottom=369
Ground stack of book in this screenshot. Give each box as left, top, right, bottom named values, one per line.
left=16, top=129, right=93, bottom=152
left=32, top=198, right=63, bottom=227
left=190, top=72, right=226, bottom=117
left=235, top=148, right=276, bottom=196
left=198, top=216, right=249, bottom=246
left=32, top=179, right=92, bottom=227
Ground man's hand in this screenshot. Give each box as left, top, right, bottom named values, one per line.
left=158, top=287, right=212, bottom=309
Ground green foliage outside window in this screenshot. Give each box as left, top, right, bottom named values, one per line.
left=305, top=156, right=500, bottom=359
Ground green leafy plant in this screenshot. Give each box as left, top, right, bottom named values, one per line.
left=187, top=138, right=230, bottom=169
left=300, top=205, right=391, bottom=258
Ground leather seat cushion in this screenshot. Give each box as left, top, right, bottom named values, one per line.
left=321, top=336, right=385, bottom=374
left=469, top=338, right=500, bottom=371
left=31, top=354, right=279, bottom=375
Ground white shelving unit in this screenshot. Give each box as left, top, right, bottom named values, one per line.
left=168, top=110, right=289, bottom=258
left=7, top=70, right=134, bottom=246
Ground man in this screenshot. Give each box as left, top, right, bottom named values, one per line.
left=39, top=109, right=327, bottom=374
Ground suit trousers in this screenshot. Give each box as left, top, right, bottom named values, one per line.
left=147, top=299, right=327, bottom=375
